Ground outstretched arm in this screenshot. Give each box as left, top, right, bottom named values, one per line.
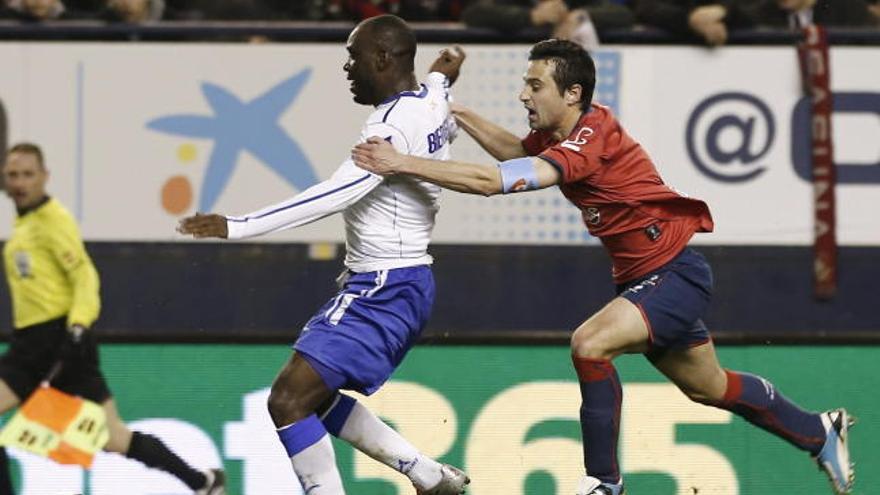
left=178, top=161, right=381, bottom=239
left=352, top=137, right=559, bottom=196
left=451, top=103, right=527, bottom=161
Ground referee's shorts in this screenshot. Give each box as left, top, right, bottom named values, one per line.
left=0, top=317, right=111, bottom=403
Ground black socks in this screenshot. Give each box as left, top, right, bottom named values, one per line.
left=125, top=431, right=207, bottom=490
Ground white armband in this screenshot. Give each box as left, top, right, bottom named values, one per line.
left=497, top=157, right=540, bottom=194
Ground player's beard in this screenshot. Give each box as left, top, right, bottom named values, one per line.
left=350, top=79, right=375, bottom=105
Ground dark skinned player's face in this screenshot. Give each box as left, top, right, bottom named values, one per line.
left=344, top=26, right=381, bottom=106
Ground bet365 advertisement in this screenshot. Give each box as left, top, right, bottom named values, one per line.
left=4, top=344, right=876, bottom=495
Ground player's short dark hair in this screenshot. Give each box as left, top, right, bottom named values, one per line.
left=7, top=142, right=45, bottom=169
left=529, top=40, right=596, bottom=111
left=365, top=14, right=417, bottom=72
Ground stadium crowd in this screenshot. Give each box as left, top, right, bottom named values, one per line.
left=0, top=0, right=877, bottom=46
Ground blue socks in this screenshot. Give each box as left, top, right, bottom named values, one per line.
left=570, top=356, right=827, bottom=491
left=717, top=370, right=826, bottom=454
left=277, top=414, right=345, bottom=494
left=277, top=414, right=328, bottom=457
left=573, top=356, right=623, bottom=485
left=320, top=394, right=357, bottom=436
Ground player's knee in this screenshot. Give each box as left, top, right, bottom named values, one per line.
left=267, top=384, right=311, bottom=426
left=570, top=325, right=613, bottom=360
left=678, top=381, right=726, bottom=406
left=571, top=341, right=611, bottom=360
left=682, top=387, right=716, bottom=405
left=104, top=437, right=125, bottom=453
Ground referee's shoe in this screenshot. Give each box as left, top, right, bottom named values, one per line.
left=196, top=468, right=226, bottom=495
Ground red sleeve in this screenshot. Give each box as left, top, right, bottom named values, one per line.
left=538, top=124, right=607, bottom=184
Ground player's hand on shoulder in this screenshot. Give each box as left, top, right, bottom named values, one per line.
left=429, top=46, right=466, bottom=85
left=352, top=136, right=401, bottom=176
left=177, top=212, right=229, bottom=239
left=449, top=102, right=470, bottom=119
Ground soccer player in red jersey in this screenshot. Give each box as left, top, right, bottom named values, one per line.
left=352, top=39, right=854, bottom=495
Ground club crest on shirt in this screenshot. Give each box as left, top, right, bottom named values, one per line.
left=585, top=207, right=601, bottom=225
left=14, top=251, right=31, bottom=278
left=561, top=126, right=594, bottom=151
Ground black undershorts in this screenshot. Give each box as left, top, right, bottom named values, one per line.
left=0, top=317, right=111, bottom=403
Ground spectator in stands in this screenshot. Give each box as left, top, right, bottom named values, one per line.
left=870, top=1, right=880, bottom=22
left=36, top=0, right=100, bottom=20
left=102, top=0, right=164, bottom=22
left=1, top=0, right=165, bottom=22
left=402, top=0, right=466, bottom=20
left=82, top=0, right=279, bottom=22
left=176, top=0, right=277, bottom=20
left=561, top=0, right=637, bottom=37
left=462, top=0, right=567, bottom=33
left=314, top=0, right=464, bottom=22
left=261, top=0, right=332, bottom=20
left=0, top=0, right=65, bottom=21
left=632, top=0, right=756, bottom=46
left=461, top=0, right=634, bottom=49
left=749, top=0, right=879, bottom=28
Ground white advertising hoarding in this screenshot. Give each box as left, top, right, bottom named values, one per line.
left=0, top=43, right=877, bottom=245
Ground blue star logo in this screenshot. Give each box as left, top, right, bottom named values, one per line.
left=147, top=69, right=319, bottom=212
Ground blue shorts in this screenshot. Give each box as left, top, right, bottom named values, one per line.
left=294, top=265, right=434, bottom=395
left=617, top=248, right=713, bottom=351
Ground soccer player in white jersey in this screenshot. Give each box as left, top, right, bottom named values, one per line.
left=178, top=15, right=469, bottom=495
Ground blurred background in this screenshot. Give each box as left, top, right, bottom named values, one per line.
left=0, top=0, right=878, bottom=493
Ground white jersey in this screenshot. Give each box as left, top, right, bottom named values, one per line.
left=226, top=72, right=454, bottom=273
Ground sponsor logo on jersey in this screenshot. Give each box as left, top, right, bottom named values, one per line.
left=645, top=224, right=662, bottom=241
left=560, top=126, right=594, bottom=152
left=625, top=274, right=660, bottom=295
left=427, top=120, right=452, bottom=153
left=585, top=207, right=601, bottom=225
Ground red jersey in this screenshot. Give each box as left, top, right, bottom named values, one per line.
left=521, top=104, right=714, bottom=283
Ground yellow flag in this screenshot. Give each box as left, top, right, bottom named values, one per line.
left=0, top=386, right=109, bottom=468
